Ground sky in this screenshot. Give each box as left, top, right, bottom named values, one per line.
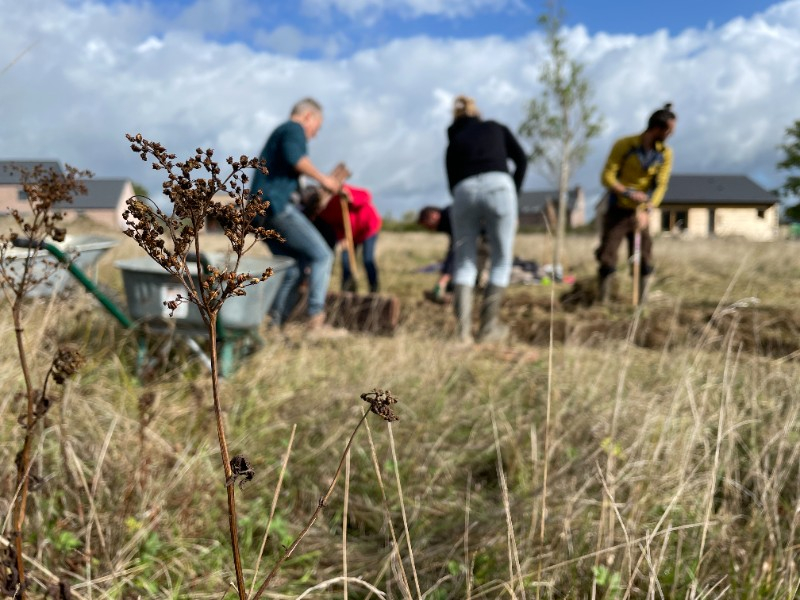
left=1, top=0, right=797, bottom=218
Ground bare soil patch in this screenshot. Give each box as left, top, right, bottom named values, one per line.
left=402, top=282, right=800, bottom=360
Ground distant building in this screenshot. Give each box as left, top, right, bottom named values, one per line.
left=0, top=160, right=133, bottom=229
left=653, top=174, right=779, bottom=240
left=518, top=186, right=585, bottom=229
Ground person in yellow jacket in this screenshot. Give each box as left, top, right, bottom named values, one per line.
left=596, top=103, right=676, bottom=302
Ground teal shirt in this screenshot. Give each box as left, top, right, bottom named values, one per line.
left=250, top=120, right=307, bottom=215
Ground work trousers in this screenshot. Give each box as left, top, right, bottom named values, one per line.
left=596, top=205, right=653, bottom=276
left=264, top=203, right=334, bottom=324
left=341, top=233, right=379, bottom=292
left=451, top=171, right=517, bottom=288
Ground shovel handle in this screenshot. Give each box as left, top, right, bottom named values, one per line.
left=632, top=208, right=645, bottom=306
left=339, top=193, right=359, bottom=277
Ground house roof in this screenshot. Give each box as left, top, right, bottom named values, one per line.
left=662, top=174, right=778, bottom=206
left=58, top=179, right=131, bottom=210
left=518, top=187, right=582, bottom=214
left=0, top=161, right=130, bottom=210
left=0, top=160, right=63, bottom=184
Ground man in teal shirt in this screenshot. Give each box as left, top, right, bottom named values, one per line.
left=250, top=98, right=343, bottom=332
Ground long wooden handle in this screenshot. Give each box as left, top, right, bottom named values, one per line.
left=632, top=229, right=642, bottom=306
left=339, top=193, right=359, bottom=277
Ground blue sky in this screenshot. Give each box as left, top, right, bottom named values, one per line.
left=86, top=0, right=770, bottom=57
left=2, top=0, right=798, bottom=216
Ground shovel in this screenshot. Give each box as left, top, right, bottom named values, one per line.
left=632, top=207, right=648, bottom=306
left=632, top=228, right=641, bottom=306
left=339, top=189, right=360, bottom=292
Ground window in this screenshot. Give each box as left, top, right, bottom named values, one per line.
left=17, top=189, right=27, bottom=201
left=674, top=211, right=688, bottom=231
left=662, top=210, right=688, bottom=232
left=757, top=208, right=766, bottom=219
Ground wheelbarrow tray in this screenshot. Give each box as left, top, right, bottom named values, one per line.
left=3, top=234, right=118, bottom=297
left=115, top=253, right=294, bottom=332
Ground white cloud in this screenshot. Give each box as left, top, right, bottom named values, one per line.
left=136, top=37, right=164, bottom=54
left=0, top=0, right=798, bottom=219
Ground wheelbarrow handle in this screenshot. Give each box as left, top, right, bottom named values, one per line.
left=185, top=251, right=212, bottom=267
left=12, top=237, right=136, bottom=329
left=11, top=237, right=46, bottom=249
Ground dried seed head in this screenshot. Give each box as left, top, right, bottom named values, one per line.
left=122, top=134, right=281, bottom=318
left=52, top=227, right=67, bottom=242
left=0, top=163, right=91, bottom=296
left=361, top=389, right=399, bottom=422
left=227, top=455, right=255, bottom=490
left=51, top=344, right=85, bottom=384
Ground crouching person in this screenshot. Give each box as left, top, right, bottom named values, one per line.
left=314, top=183, right=382, bottom=293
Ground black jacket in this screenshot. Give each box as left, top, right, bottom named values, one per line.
left=446, top=116, right=527, bottom=192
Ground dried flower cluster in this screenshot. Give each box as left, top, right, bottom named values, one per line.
left=361, top=389, right=400, bottom=422
left=0, top=163, right=92, bottom=296
left=16, top=346, right=85, bottom=429
left=122, top=133, right=281, bottom=318
left=227, top=455, right=255, bottom=490
left=51, top=344, right=85, bottom=384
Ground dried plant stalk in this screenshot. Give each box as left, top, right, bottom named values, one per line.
left=0, top=163, right=90, bottom=600
left=123, top=134, right=279, bottom=599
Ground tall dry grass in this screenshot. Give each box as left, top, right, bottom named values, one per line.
left=1, top=223, right=799, bottom=598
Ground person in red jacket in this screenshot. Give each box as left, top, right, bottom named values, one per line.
left=312, top=183, right=382, bottom=293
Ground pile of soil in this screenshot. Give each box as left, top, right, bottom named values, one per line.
left=504, top=291, right=799, bottom=359
left=404, top=281, right=799, bottom=360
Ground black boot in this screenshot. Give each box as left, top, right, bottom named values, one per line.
left=453, top=285, right=474, bottom=343
left=477, top=284, right=508, bottom=343
left=598, top=267, right=616, bottom=305
left=639, top=266, right=654, bottom=304
left=637, top=275, right=649, bottom=305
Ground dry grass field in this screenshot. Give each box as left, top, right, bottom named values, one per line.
left=2, top=218, right=799, bottom=599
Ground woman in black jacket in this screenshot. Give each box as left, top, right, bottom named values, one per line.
left=445, top=95, right=527, bottom=343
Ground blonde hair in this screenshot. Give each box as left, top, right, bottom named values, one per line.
left=453, top=95, right=480, bottom=120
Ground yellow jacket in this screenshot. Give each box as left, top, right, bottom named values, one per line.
left=601, top=134, right=673, bottom=209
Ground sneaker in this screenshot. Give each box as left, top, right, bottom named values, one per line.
left=305, top=313, right=349, bottom=340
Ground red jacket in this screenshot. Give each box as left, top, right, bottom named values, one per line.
left=316, top=184, right=382, bottom=245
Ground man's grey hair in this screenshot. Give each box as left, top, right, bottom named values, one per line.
left=290, top=97, right=323, bottom=117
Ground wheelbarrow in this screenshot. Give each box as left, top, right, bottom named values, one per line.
left=4, top=234, right=118, bottom=297
left=115, top=252, right=294, bottom=377
left=6, top=236, right=293, bottom=377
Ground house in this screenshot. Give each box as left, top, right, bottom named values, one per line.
left=518, top=186, right=586, bottom=229
left=653, top=174, right=780, bottom=240
left=0, top=160, right=134, bottom=229
left=0, top=160, right=63, bottom=199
